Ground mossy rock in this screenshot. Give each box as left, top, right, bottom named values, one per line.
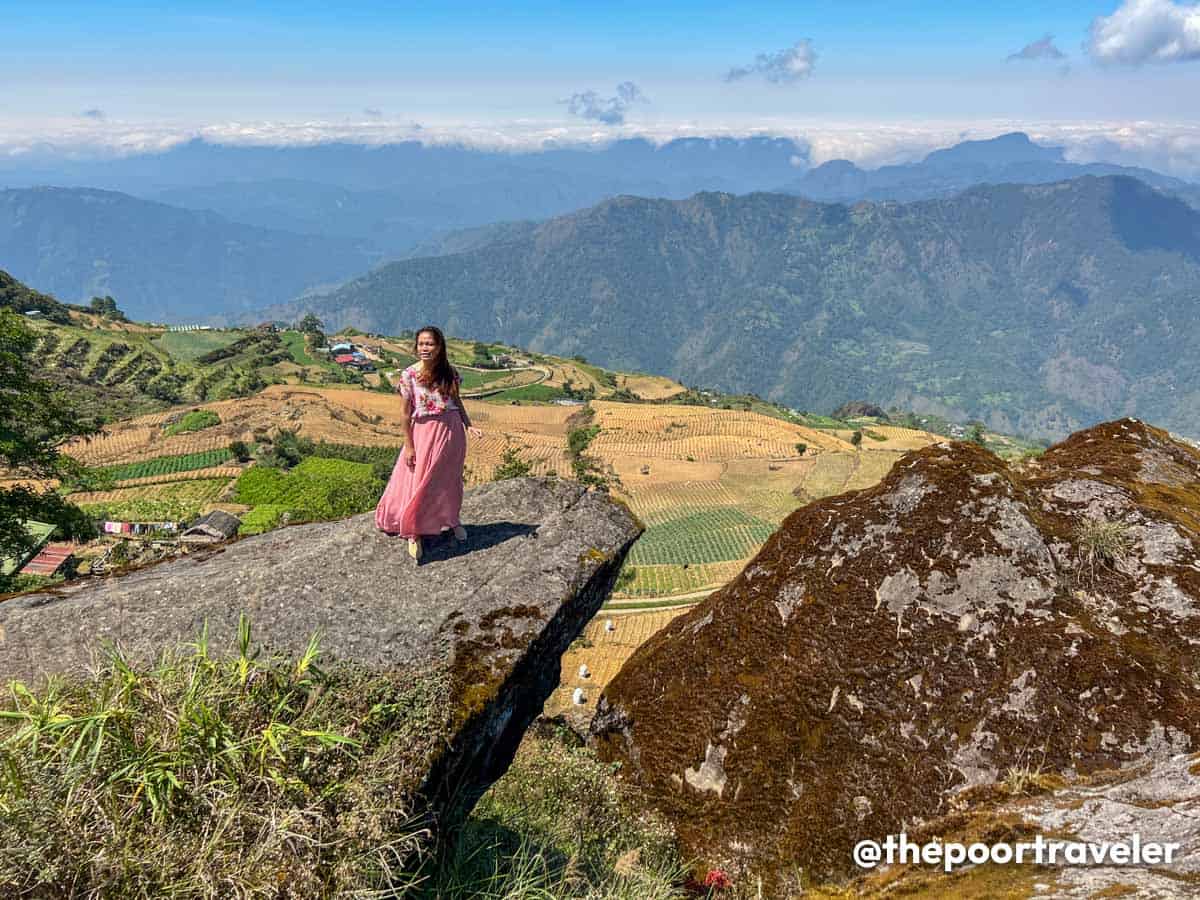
left=593, top=419, right=1200, bottom=889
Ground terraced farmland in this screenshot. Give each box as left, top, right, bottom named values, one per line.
left=102, top=448, right=234, bottom=482
left=627, top=508, right=776, bottom=566
left=71, top=478, right=232, bottom=521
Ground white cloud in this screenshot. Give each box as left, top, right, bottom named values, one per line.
left=726, top=40, right=817, bottom=84
left=4, top=116, right=1200, bottom=180
left=1088, top=0, right=1200, bottom=64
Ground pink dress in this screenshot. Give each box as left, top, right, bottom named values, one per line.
left=374, top=364, right=466, bottom=539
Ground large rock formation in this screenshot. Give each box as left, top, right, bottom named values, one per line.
left=1, top=477, right=640, bottom=829
left=592, top=419, right=1200, bottom=886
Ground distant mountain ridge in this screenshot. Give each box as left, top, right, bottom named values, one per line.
left=280, top=175, right=1200, bottom=440
left=781, top=132, right=1200, bottom=206
left=0, top=187, right=373, bottom=323
left=2, top=137, right=810, bottom=258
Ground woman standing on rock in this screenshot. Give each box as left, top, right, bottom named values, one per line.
left=375, top=325, right=481, bottom=559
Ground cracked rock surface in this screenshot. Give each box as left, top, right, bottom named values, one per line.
left=592, top=419, right=1200, bottom=886
left=2, top=477, right=639, bottom=831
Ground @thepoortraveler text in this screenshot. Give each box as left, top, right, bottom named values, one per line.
left=853, top=833, right=1179, bottom=873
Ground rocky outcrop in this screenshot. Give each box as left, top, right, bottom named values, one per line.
left=1, top=477, right=640, bottom=830
left=592, top=419, right=1200, bottom=886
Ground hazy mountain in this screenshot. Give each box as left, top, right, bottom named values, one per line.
left=781, top=132, right=1199, bottom=206
left=1, top=137, right=808, bottom=257
left=0, top=187, right=373, bottom=323
left=280, top=175, right=1200, bottom=440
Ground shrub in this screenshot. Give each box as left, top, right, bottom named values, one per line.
left=228, top=440, right=251, bottom=462
left=234, top=457, right=382, bottom=522
left=238, top=503, right=313, bottom=535
left=850, top=430, right=863, bottom=447
left=0, top=620, right=442, bottom=897
left=493, top=444, right=533, bottom=481
left=163, top=409, right=220, bottom=436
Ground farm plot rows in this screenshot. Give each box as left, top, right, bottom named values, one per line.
left=465, top=433, right=572, bottom=482
left=593, top=434, right=804, bottom=461
left=591, top=402, right=853, bottom=452
left=623, top=482, right=743, bottom=524
left=71, top=480, right=230, bottom=513
left=66, top=427, right=242, bottom=466
left=102, top=448, right=233, bottom=481
left=626, top=507, right=776, bottom=566
left=866, top=426, right=939, bottom=450
left=113, top=466, right=245, bottom=488
left=613, top=559, right=747, bottom=598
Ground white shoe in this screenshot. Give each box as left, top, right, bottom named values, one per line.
left=452, top=525, right=467, bottom=542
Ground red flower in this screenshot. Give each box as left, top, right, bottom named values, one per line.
left=703, top=869, right=731, bottom=890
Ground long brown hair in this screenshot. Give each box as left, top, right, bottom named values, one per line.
left=413, top=325, right=457, bottom=395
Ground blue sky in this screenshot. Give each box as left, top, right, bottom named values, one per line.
left=4, top=1, right=1200, bottom=173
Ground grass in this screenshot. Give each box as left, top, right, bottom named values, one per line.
left=423, top=728, right=685, bottom=899
left=1074, top=517, right=1134, bottom=584
left=164, top=409, right=221, bottom=436
left=0, top=619, right=444, bottom=897
left=279, top=329, right=318, bottom=366
left=486, top=384, right=568, bottom=404
left=458, top=368, right=515, bottom=390
left=0, top=626, right=687, bottom=899
left=151, top=331, right=242, bottom=362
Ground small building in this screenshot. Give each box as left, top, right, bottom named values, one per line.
left=23, top=309, right=44, bottom=319
left=180, top=511, right=241, bottom=545
left=334, top=353, right=357, bottom=364
left=20, top=542, right=75, bottom=577
left=1, top=520, right=58, bottom=577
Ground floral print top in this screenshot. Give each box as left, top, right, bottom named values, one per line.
left=397, top=363, right=462, bottom=418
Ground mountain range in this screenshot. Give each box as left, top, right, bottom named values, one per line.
left=781, top=132, right=1200, bottom=208
left=1, top=137, right=808, bottom=258
left=0, top=187, right=373, bottom=322
left=281, top=175, right=1200, bottom=440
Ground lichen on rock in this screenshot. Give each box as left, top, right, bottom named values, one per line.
left=592, top=419, right=1200, bottom=887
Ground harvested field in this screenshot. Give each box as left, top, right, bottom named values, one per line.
left=590, top=401, right=853, bottom=456
left=465, top=433, right=572, bottom=483
left=546, top=608, right=690, bottom=719
left=610, top=456, right=726, bottom=484
left=614, top=372, right=685, bottom=400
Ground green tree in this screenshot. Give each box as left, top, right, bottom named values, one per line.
left=850, top=430, right=863, bottom=447
left=88, top=295, right=126, bottom=320
left=0, top=310, right=98, bottom=576
left=967, top=422, right=987, bottom=446
left=297, top=314, right=324, bottom=334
